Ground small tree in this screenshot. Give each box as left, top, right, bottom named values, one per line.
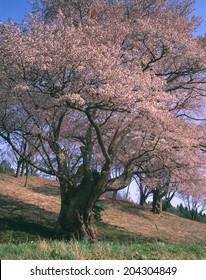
left=133, top=174, right=152, bottom=206
left=0, top=159, right=14, bottom=174
left=181, top=189, right=206, bottom=220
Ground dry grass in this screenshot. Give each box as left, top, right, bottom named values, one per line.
left=0, top=174, right=60, bottom=227
left=101, top=199, right=206, bottom=244
left=0, top=173, right=60, bottom=211
left=0, top=173, right=206, bottom=245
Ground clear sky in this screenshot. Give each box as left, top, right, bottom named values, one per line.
left=0, top=0, right=205, bottom=35
left=194, top=0, right=206, bottom=35
left=0, top=0, right=31, bottom=23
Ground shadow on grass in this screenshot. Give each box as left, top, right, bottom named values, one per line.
left=0, top=194, right=58, bottom=222
left=0, top=194, right=58, bottom=243
left=98, top=221, right=163, bottom=244
left=118, top=204, right=152, bottom=220
left=0, top=217, right=55, bottom=243
left=101, top=198, right=152, bottom=220
left=29, top=185, right=60, bottom=197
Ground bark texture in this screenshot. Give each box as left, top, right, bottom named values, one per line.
left=151, top=188, right=162, bottom=214
left=55, top=178, right=99, bottom=240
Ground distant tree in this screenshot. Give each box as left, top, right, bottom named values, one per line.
left=162, top=190, right=176, bottom=211
left=180, top=189, right=206, bottom=220
left=133, top=174, right=152, bottom=206
left=0, top=159, right=14, bottom=174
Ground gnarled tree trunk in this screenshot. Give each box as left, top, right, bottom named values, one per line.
left=55, top=177, right=99, bottom=240
left=151, top=188, right=162, bottom=214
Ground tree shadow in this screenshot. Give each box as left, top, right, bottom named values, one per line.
left=29, top=185, right=60, bottom=197
left=118, top=203, right=152, bottom=220
left=0, top=217, right=55, bottom=243
left=98, top=222, right=163, bottom=244
left=102, top=198, right=152, bottom=220
left=0, top=194, right=58, bottom=243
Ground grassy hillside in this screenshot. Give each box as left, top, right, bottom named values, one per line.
left=0, top=174, right=206, bottom=259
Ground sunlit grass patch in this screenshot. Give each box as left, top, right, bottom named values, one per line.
left=1, top=238, right=206, bottom=260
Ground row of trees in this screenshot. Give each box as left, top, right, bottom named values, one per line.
left=113, top=173, right=206, bottom=217
left=0, top=0, right=206, bottom=240
left=164, top=203, right=206, bottom=223
left=0, top=142, right=39, bottom=188
left=0, top=159, right=14, bottom=174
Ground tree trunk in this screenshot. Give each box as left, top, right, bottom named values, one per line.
left=139, top=187, right=151, bottom=206
left=125, top=185, right=130, bottom=200
left=20, top=160, right=26, bottom=177
left=55, top=178, right=99, bottom=241
left=135, top=176, right=151, bottom=207
left=162, top=191, right=176, bottom=211
left=162, top=199, right=170, bottom=211
left=140, top=195, right=146, bottom=207
left=152, top=188, right=162, bottom=214
left=24, top=163, right=29, bottom=188
left=16, top=159, right=23, bottom=178
left=189, top=209, right=198, bottom=220
left=112, top=190, right=118, bottom=199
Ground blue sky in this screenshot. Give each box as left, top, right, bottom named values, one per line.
left=0, top=0, right=31, bottom=23
left=194, top=0, right=206, bottom=35
left=0, top=0, right=205, bottom=35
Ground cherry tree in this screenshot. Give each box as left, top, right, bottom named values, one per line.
left=0, top=0, right=206, bottom=240
left=136, top=125, right=206, bottom=213
left=178, top=168, right=206, bottom=220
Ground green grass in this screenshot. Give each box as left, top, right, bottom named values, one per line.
left=1, top=238, right=206, bottom=260
left=1, top=223, right=206, bottom=260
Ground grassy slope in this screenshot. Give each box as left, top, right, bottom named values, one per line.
left=0, top=173, right=206, bottom=259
